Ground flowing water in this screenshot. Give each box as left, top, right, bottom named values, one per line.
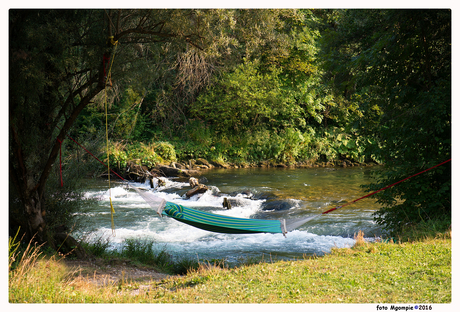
left=78, top=166, right=383, bottom=264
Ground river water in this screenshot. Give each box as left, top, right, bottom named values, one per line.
left=78, top=166, right=383, bottom=264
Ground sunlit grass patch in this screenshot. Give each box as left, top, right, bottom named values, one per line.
left=9, top=232, right=451, bottom=303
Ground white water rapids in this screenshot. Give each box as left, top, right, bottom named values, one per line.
left=77, top=167, right=382, bottom=263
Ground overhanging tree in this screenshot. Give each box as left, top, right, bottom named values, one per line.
left=8, top=9, right=228, bottom=246
left=9, top=8, right=304, bottom=248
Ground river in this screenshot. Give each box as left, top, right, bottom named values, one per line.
left=77, top=166, right=383, bottom=264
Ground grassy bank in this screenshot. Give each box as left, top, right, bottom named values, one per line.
left=9, top=232, right=451, bottom=303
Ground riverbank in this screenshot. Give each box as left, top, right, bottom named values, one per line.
left=107, top=156, right=379, bottom=186
left=103, top=129, right=381, bottom=181
left=161, top=157, right=377, bottom=170
left=9, top=232, right=451, bottom=303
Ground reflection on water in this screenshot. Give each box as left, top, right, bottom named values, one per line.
left=78, top=166, right=383, bottom=263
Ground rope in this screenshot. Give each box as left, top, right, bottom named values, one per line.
left=54, top=33, right=119, bottom=232
left=103, top=54, right=110, bottom=79
left=58, top=130, right=126, bottom=181
left=321, top=158, right=451, bottom=215
left=104, top=38, right=119, bottom=234
left=55, top=112, right=450, bottom=233
left=57, top=138, right=63, bottom=187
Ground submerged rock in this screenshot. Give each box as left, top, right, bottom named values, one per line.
left=229, top=190, right=254, bottom=199
left=261, top=200, right=292, bottom=211
left=252, top=192, right=277, bottom=201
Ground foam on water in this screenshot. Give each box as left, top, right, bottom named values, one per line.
left=79, top=173, right=377, bottom=262
left=83, top=223, right=355, bottom=262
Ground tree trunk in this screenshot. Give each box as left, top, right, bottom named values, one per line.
left=54, top=233, right=88, bottom=259
left=24, top=189, right=47, bottom=243
left=9, top=9, right=215, bottom=253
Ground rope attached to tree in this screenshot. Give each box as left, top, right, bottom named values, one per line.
left=56, top=129, right=450, bottom=236
left=57, top=138, right=63, bottom=187
left=104, top=36, right=119, bottom=234
left=321, top=158, right=451, bottom=215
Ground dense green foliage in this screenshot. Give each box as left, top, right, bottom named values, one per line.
left=80, top=9, right=377, bottom=167
left=9, top=9, right=110, bottom=242
left=319, top=10, right=451, bottom=234
left=9, top=9, right=451, bottom=241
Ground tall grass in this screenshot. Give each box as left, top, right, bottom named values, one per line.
left=9, top=237, right=68, bottom=302
left=9, top=231, right=451, bottom=303
left=396, top=218, right=452, bottom=242
left=9, top=238, right=116, bottom=303
left=81, top=237, right=200, bottom=275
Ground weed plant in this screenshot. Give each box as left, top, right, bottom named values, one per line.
left=9, top=228, right=451, bottom=303
left=80, top=237, right=200, bottom=275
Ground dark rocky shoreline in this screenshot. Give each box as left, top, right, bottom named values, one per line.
left=109, top=157, right=377, bottom=183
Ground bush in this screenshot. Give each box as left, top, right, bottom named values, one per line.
left=99, top=122, right=379, bottom=170
left=154, top=141, right=177, bottom=162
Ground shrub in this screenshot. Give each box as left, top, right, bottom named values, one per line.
left=154, top=141, right=177, bottom=162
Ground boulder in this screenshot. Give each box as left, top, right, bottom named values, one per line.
left=252, top=192, right=277, bottom=201
left=261, top=200, right=292, bottom=211
left=189, top=177, right=199, bottom=188
left=171, top=162, right=186, bottom=169
left=196, top=158, right=213, bottom=169
left=156, top=165, right=187, bottom=177
left=229, top=190, right=254, bottom=199
left=209, top=160, right=229, bottom=168
left=185, top=184, right=208, bottom=198
left=155, top=165, right=200, bottom=178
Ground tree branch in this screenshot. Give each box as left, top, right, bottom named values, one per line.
left=36, top=78, right=105, bottom=198
left=9, top=124, right=28, bottom=198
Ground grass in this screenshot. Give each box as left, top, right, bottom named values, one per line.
left=81, top=237, right=200, bottom=275
left=158, top=233, right=451, bottom=303
left=9, top=230, right=451, bottom=303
